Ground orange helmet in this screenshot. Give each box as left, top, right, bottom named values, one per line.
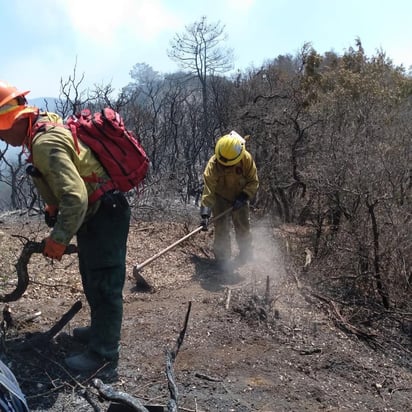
left=0, top=80, right=30, bottom=107
left=0, top=81, right=34, bottom=131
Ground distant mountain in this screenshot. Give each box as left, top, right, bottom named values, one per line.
left=0, top=97, right=58, bottom=160
left=28, top=97, right=58, bottom=112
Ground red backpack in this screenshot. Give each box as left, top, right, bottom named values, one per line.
left=32, top=108, right=150, bottom=203
left=67, top=108, right=149, bottom=202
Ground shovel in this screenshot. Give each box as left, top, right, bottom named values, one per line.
left=133, top=207, right=233, bottom=289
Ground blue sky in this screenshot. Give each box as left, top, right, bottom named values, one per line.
left=2, top=0, right=412, bottom=99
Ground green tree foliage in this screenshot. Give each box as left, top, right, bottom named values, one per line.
left=236, top=40, right=411, bottom=310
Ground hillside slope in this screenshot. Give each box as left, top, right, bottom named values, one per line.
left=0, top=212, right=411, bottom=411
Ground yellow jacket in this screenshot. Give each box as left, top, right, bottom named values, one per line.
left=201, top=150, right=259, bottom=208
left=30, top=112, right=107, bottom=245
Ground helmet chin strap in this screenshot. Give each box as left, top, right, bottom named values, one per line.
left=23, top=109, right=39, bottom=151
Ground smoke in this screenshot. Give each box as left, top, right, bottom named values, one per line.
left=239, top=216, right=287, bottom=288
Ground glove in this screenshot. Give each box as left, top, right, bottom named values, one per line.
left=44, top=204, right=58, bottom=228
left=43, top=237, right=66, bottom=261
left=200, top=206, right=211, bottom=231
left=200, top=217, right=209, bottom=231
left=233, top=192, right=249, bottom=210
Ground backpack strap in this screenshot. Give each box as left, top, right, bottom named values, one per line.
left=30, top=121, right=107, bottom=203
left=31, top=121, right=81, bottom=154
left=87, top=181, right=117, bottom=204
left=81, top=171, right=119, bottom=203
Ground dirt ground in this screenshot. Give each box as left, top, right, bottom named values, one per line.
left=0, top=206, right=411, bottom=412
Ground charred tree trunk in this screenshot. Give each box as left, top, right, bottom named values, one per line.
left=366, top=199, right=389, bottom=309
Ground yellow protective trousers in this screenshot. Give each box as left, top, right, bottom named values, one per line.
left=212, top=195, right=252, bottom=261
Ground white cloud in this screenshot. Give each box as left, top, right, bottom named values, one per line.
left=131, top=1, right=182, bottom=40
left=4, top=0, right=184, bottom=98
left=5, top=0, right=412, bottom=99
left=59, top=0, right=181, bottom=45
left=62, top=0, right=126, bottom=42
left=226, top=0, right=255, bottom=13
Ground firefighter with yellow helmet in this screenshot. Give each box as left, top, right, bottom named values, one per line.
left=200, top=131, right=259, bottom=265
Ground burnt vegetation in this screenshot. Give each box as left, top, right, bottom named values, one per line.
left=0, top=18, right=411, bottom=410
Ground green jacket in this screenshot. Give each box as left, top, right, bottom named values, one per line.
left=201, top=150, right=259, bottom=208
left=30, top=112, right=107, bottom=245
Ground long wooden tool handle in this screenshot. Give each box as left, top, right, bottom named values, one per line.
left=134, top=226, right=204, bottom=271
left=133, top=207, right=233, bottom=272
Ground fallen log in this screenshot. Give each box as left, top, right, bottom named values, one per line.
left=165, top=301, right=192, bottom=412
left=93, top=378, right=150, bottom=412
left=13, top=300, right=82, bottom=351
left=1, top=240, right=77, bottom=302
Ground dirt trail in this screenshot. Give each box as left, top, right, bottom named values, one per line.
left=0, top=214, right=411, bottom=411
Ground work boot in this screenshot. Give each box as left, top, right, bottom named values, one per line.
left=73, top=326, right=91, bottom=344
left=237, top=249, right=253, bottom=266
left=65, top=350, right=118, bottom=373
left=236, top=252, right=247, bottom=266
left=214, top=258, right=232, bottom=272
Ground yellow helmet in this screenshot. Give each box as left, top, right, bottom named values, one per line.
left=215, top=131, right=246, bottom=166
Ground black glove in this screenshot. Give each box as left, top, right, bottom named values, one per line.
left=200, top=206, right=211, bottom=231
left=233, top=192, right=248, bottom=210
left=44, top=205, right=58, bottom=228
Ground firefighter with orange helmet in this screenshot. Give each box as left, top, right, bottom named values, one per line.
left=200, top=131, right=259, bottom=266
left=0, top=80, right=130, bottom=374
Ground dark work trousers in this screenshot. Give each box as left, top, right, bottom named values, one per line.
left=76, top=193, right=131, bottom=360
